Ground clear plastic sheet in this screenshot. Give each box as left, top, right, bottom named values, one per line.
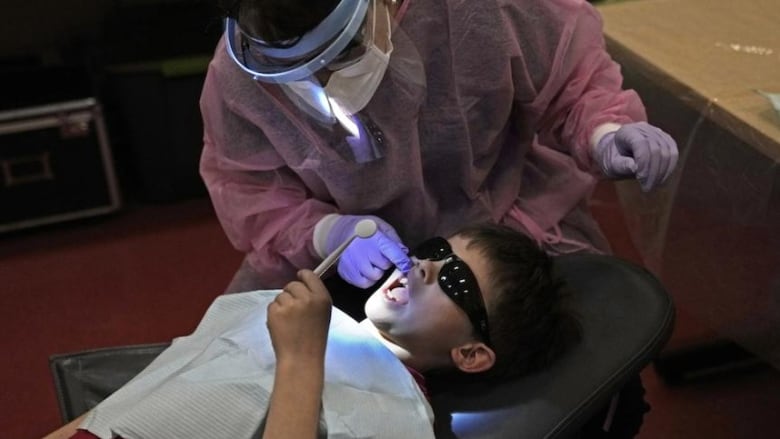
left=599, top=0, right=780, bottom=368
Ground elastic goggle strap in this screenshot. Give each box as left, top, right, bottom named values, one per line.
left=224, top=0, right=370, bottom=84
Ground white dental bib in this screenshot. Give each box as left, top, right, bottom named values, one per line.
left=80, top=290, right=434, bottom=439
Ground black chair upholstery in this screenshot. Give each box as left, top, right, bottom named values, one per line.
left=50, top=343, right=170, bottom=424
left=431, top=254, right=674, bottom=438
left=50, top=253, right=674, bottom=438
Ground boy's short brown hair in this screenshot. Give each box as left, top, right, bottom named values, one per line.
left=455, top=223, right=581, bottom=381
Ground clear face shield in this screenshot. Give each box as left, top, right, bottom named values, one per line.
left=225, top=0, right=371, bottom=85
left=225, top=0, right=386, bottom=120
left=225, top=0, right=423, bottom=164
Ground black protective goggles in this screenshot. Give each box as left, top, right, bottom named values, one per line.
left=411, top=237, right=491, bottom=345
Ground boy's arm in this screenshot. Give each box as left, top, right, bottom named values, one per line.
left=264, top=356, right=325, bottom=439
left=41, top=413, right=88, bottom=439
left=37, top=367, right=323, bottom=439
left=263, top=270, right=332, bottom=439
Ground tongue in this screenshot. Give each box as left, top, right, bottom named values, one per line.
left=388, top=287, right=409, bottom=305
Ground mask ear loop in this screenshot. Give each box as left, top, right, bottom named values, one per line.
left=370, top=0, right=394, bottom=54
left=369, top=0, right=378, bottom=43
left=373, top=0, right=393, bottom=55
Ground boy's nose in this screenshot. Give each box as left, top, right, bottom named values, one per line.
left=415, top=259, right=438, bottom=285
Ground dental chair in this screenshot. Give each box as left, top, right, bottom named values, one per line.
left=49, top=253, right=674, bottom=438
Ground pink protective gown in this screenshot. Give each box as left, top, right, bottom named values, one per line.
left=199, top=0, right=647, bottom=288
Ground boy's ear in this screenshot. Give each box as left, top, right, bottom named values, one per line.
left=450, top=342, right=496, bottom=373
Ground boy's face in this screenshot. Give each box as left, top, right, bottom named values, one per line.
left=364, top=235, right=492, bottom=357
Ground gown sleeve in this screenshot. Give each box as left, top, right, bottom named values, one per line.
left=511, top=0, right=648, bottom=174
left=199, top=55, right=337, bottom=288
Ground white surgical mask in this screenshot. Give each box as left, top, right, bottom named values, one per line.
left=326, top=0, right=393, bottom=115
left=326, top=42, right=392, bottom=115
left=284, top=0, right=393, bottom=119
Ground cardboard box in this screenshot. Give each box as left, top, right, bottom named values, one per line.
left=597, top=0, right=780, bottom=367
left=600, top=0, right=780, bottom=161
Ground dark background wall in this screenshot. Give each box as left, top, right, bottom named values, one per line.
left=0, top=0, right=109, bottom=60
left=0, top=1, right=222, bottom=61
left=0, top=0, right=225, bottom=206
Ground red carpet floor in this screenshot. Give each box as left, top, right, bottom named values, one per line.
left=2, top=188, right=780, bottom=438
left=0, top=199, right=244, bottom=438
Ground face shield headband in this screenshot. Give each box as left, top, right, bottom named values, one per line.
left=225, top=0, right=370, bottom=84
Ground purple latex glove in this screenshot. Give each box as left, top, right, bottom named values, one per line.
left=594, top=122, right=679, bottom=192
left=324, top=215, right=413, bottom=288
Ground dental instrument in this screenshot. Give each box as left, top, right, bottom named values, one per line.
left=313, top=218, right=377, bottom=276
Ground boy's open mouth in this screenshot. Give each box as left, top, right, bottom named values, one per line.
left=383, top=275, right=409, bottom=305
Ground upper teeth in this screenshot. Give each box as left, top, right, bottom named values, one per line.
left=399, top=278, right=408, bottom=286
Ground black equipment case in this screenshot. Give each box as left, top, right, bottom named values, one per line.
left=0, top=98, right=121, bottom=233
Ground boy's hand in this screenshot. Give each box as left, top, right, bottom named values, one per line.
left=267, top=270, right=332, bottom=364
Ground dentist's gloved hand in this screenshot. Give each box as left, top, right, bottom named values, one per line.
left=323, top=215, right=413, bottom=288
left=593, top=122, right=679, bottom=192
